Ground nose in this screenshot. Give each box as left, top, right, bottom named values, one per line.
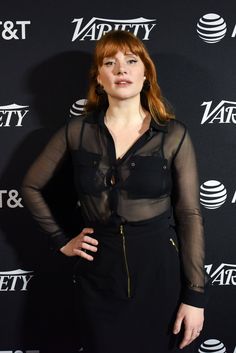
left=114, top=62, right=127, bottom=75
left=117, top=67, right=127, bottom=75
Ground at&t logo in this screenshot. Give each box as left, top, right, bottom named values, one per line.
left=200, top=180, right=236, bottom=209
left=71, top=17, right=156, bottom=41
left=0, top=21, right=31, bottom=40
left=200, top=180, right=227, bottom=209
left=0, top=104, right=29, bottom=127
left=70, top=99, right=87, bottom=117
left=0, top=269, right=34, bottom=291
left=196, top=13, right=236, bottom=44
left=200, top=100, right=236, bottom=124
left=0, top=190, right=23, bottom=209
left=199, top=339, right=236, bottom=353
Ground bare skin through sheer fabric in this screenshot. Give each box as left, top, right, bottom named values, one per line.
left=22, top=110, right=206, bottom=306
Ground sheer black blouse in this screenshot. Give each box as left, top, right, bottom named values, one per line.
left=22, top=110, right=208, bottom=307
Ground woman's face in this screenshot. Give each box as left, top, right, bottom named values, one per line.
left=97, top=50, right=145, bottom=102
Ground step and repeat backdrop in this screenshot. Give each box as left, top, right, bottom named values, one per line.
left=0, top=0, right=235, bottom=352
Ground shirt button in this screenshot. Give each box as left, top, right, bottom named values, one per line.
left=93, top=160, right=97, bottom=166
left=163, top=165, right=167, bottom=170
left=111, top=175, right=116, bottom=185
left=131, top=162, right=136, bottom=167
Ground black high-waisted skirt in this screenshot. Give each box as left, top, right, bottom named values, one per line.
left=73, top=211, right=196, bottom=353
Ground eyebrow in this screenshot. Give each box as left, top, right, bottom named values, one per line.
left=103, top=53, right=138, bottom=60
left=124, top=52, right=138, bottom=56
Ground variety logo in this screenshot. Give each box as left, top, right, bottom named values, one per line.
left=206, top=263, right=236, bottom=286
left=201, top=100, right=236, bottom=124
left=71, top=17, right=157, bottom=41
left=0, top=269, right=34, bottom=291
left=200, top=180, right=227, bottom=209
left=0, top=21, right=31, bottom=40
left=0, top=104, right=29, bottom=127
left=0, top=190, right=23, bottom=209
left=70, top=99, right=87, bottom=117
left=197, top=13, right=236, bottom=44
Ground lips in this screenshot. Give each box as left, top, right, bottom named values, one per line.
left=115, top=79, right=132, bottom=85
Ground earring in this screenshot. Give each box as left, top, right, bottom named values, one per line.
left=95, top=84, right=105, bottom=96
left=142, top=79, right=150, bottom=92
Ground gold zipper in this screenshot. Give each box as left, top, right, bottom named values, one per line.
left=169, top=237, right=179, bottom=253
left=120, top=224, right=131, bottom=298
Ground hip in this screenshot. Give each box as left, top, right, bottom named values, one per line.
left=73, top=210, right=181, bottom=299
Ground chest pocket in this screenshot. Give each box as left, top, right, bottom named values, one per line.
left=72, top=149, right=105, bottom=195
left=122, top=154, right=171, bottom=198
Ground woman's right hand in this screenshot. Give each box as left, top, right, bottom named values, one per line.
left=59, top=228, right=98, bottom=261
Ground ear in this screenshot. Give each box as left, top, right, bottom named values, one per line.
left=97, top=74, right=102, bottom=85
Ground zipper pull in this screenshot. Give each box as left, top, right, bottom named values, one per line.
left=170, top=238, right=179, bottom=253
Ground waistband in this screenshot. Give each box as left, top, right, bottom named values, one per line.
left=90, top=209, right=172, bottom=237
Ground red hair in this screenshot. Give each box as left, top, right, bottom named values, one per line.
left=86, top=30, right=174, bottom=123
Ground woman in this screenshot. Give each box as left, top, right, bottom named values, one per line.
left=22, top=30, right=207, bottom=353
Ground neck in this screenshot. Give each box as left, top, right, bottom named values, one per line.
left=105, top=96, right=147, bottom=126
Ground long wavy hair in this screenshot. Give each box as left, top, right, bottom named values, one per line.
left=85, top=30, right=174, bottom=123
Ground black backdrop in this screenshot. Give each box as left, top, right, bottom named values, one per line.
left=0, top=1, right=236, bottom=352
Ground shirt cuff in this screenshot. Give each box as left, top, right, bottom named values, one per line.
left=181, top=286, right=209, bottom=308
left=48, top=232, right=70, bottom=252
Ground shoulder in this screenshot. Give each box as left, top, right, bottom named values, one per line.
left=66, top=112, right=100, bottom=149
left=66, top=112, right=95, bottom=132
left=67, top=110, right=100, bottom=128
left=165, top=118, right=187, bottom=143
left=162, top=119, right=192, bottom=159
left=67, top=112, right=89, bottom=127
left=167, top=118, right=187, bottom=134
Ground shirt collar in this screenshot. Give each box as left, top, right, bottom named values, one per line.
left=84, top=110, right=169, bottom=133
left=150, top=117, right=169, bottom=132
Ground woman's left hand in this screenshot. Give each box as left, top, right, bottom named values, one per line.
left=173, top=303, right=204, bottom=349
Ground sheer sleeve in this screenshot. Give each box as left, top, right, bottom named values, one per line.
left=22, top=125, right=70, bottom=251
left=172, top=127, right=208, bottom=308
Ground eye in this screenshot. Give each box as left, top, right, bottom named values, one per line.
left=104, top=61, right=115, bottom=66
left=127, top=59, right=138, bottom=64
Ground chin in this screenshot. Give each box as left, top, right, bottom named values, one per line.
left=110, top=91, right=141, bottom=101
